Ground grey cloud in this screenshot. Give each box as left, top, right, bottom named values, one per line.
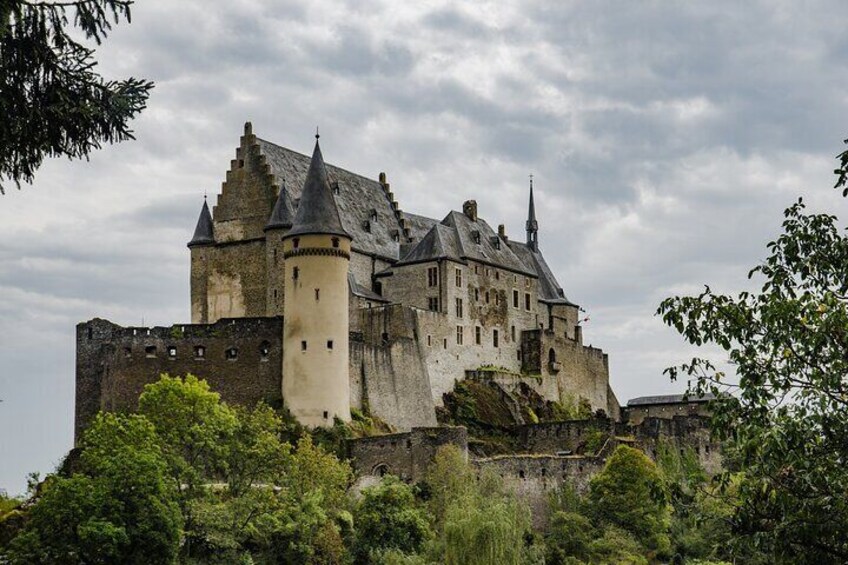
left=2, top=0, right=848, bottom=495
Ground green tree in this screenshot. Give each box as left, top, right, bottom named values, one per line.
left=658, top=198, right=848, bottom=562
left=544, top=511, right=594, bottom=564
left=0, top=0, right=152, bottom=193
left=3, top=412, right=180, bottom=564
left=353, top=476, right=432, bottom=562
left=587, top=444, right=671, bottom=556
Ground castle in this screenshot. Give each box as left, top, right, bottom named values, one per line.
left=76, top=123, right=623, bottom=437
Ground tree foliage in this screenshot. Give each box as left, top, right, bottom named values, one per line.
left=658, top=198, right=848, bottom=562
left=0, top=0, right=152, bottom=193
left=4, top=412, right=180, bottom=564
left=353, top=476, right=432, bottom=563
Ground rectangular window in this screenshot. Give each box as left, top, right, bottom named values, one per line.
left=315, top=288, right=320, bottom=301
left=456, top=325, right=463, bottom=345
left=455, top=297, right=463, bottom=318
left=427, top=266, right=438, bottom=287
left=474, top=265, right=479, bottom=275
left=428, top=297, right=439, bottom=312
left=511, top=325, right=516, bottom=341
left=493, top=329, right=499, bottom=348
left=301, top=340, right=307, bottom=351
left=495, top=292, right=501, bottom=305
left=475, top=326, right=481, bottom=345
left=327, top=340, right=334, bottom=349
left=513, top=290, right=519, bottom=308
left=455, top=268, right=462, bottom=287
left=525, top=293, right=531, bottom=311
left=474, top=288, right=479, bottom=301
left=427, top=335, right=432, bottom=346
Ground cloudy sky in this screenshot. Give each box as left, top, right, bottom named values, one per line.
left=2, top=0, right=848, bottom=494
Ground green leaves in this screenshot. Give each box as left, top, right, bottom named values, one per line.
left=0, top=1, right=152, bottom=193
left=659, top=198, right=848, bottom=562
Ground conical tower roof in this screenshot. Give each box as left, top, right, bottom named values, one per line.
left=188, top=199, right=214, bottom=247
left=286, top=138, right=350, bottom=239
left=265, top=180, right=295, bottom=230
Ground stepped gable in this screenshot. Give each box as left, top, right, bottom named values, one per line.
left=256, top=138, right=401, bottom=258
left=508, top=240, right=574, bottom=305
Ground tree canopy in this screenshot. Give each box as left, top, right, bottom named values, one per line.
left=0, top=0, right=152, bottom=193
left=659, top=191, right=848, bottom=560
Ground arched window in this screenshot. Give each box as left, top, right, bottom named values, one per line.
left=373, top=464, right=390, bottom=477
left=548, top=348, right=557, bottom=365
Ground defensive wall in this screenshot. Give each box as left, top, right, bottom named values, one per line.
left=347, top=415, right=721, bottom=525
left=75, top=317, right=283, bottom=443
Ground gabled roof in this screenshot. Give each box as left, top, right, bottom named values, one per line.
left=508, top=240, right=574, bottom=305
left=188, top=200, right=214, bottom=247
left=348, top=273, right=389, bottom=302
left=265, top=181, right=295, bottom=230
left=441, top=211, right=535, bottom=276
left=626, top=393, right=716, bottom=407
left=395, top=223, right=462, bottom=266
left=287, top=139, right=350, bottom=239
left=256, top=138, right=399, bottom=258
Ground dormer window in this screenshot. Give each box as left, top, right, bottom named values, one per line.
left=472, top=230, right=481, bottom=244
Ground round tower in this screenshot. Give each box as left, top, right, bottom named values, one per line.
left=188, top=196, right=215, bottom=324
left=282, top=136, right=352, bottom=427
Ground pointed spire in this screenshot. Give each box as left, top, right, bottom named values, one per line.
left=526, top=174, right=539, bottom=251
left=286, top=137, right=350, bottom=239
left=265, top=180, right=295, bottom=230
left=188, top=198, right=214, bottom=247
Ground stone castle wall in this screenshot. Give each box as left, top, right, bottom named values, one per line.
left=75, top=317, right=283, bottom=443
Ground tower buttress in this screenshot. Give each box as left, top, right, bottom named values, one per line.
left=188, top=197, right=215, bottom=323
left=282, top=135, right=352, bottom=427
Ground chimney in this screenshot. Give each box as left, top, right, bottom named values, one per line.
left=463, top=200, right=478, bottom=222
left=379, top=172, right=387, bottom=185
left=498, top=224, right=507, bottom=240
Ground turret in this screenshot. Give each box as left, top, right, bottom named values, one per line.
left=265, top=181, right=295, bottom=316
left=281, top=135, right=352, bottom=427
left=188, top=197, right=215, bottom=323
left=526, top=176, right=539, bottom=251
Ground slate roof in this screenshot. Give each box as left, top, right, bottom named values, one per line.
left=256, top=138, right=400, bottom=258
left=287, top=140, right=350, bottom=239
left=264, top=180, right=295, bottom=230
left=188, top=200, right=214, bottom=247
left=508, top=241, right=574, bottom=305
left=348, top=273, right=389, bottom=303
left=626, top=393, right=716, bottom=407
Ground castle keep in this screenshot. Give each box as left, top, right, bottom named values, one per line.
left=76, top=123, right=625, bottom=438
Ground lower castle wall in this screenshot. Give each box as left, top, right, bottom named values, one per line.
left=75, top=317, right=283, bottom=443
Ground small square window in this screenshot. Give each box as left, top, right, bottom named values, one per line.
left=194, top=345, right=206, bottom=359
left=144, top=345, right=156, bottom=358
left=327, top=340, right=334, bottom=350
left=226, top=347, right=238, bottom=360
left=301, top=341, right=307, bottom=351
left=167, top=346, right=177, bottom=359
left=323, top=411, right=329, bottom=419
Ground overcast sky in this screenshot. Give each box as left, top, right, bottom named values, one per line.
left=2, top=0, right=848, bottom=495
